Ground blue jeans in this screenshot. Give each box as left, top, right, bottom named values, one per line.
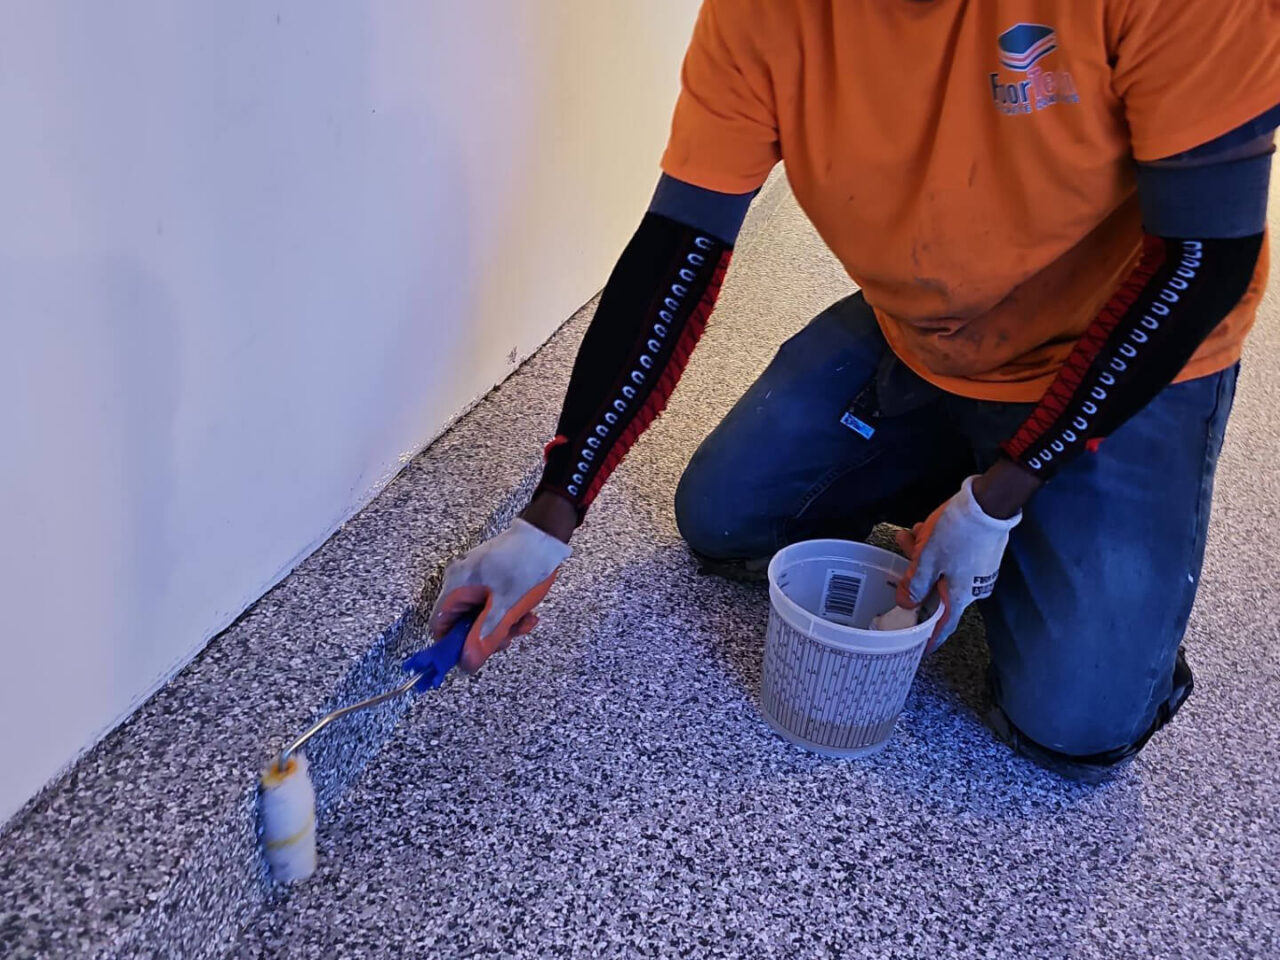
left=675, top=292, right=1237, bottom=771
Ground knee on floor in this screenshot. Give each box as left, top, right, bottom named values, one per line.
left=987, top=584, right=1190, bottom=766
left=673, top=459, right=767, bottom=561
left=998, top=683, right=1160, bottom=761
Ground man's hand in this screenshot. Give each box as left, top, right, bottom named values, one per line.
left=430, top=517, right=572, bottom=673
left=894, top=473, right=1024, bottom=651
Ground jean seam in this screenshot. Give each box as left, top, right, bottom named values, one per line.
left=1177, top=369, right=1234, bottom=649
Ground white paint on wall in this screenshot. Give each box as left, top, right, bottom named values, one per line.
left=0, top=1, right=699, bottom=824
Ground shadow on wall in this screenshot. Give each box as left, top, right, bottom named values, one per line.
left=0, top=0, right=700, bottom=823
left=0, top=2, right=485, bottom=821
left=0, top=256, right=178, bottom=809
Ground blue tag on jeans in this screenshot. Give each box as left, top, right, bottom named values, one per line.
left=840, top=411, right=876, bottom=439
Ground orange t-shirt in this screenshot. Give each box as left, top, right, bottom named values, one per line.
left=661, top=0, right=1280, bottom=401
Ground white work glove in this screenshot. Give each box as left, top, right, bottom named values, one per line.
left=894, top=475, right=1021, bottom=651
left=429, top=518, right=572, bottom=672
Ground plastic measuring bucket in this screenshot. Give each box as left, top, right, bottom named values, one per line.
left=761, top=539, right=943, bottom=757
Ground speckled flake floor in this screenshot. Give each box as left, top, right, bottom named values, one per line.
left=244, top=181, right=1278, bottom=959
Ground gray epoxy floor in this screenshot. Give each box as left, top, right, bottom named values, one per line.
left=237, top=184, right=1280, bottom=959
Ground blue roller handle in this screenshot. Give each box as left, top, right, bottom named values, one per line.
left=402, top=614, right=475, bottom=692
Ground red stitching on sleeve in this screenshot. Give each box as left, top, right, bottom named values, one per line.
left=542, top=435, right=568, bottom=462
left=1003, top=236, right=1166, bottom=461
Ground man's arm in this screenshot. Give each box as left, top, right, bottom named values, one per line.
left=521, top=175, right=756, bottom=541
left=899, top=107, right=1276, bottom=642
left=972, top=106, right=1278, bottom=519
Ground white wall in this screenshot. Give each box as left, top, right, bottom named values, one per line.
left=0, top=1, right=699, bottom=823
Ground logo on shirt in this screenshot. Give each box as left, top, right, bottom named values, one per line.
left=989, top=23, right=1080, bottom=116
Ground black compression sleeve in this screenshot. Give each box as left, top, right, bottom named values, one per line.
left=535, top=213, right=732, bottom=517
left=1002, top=233, right=1262, bottom=478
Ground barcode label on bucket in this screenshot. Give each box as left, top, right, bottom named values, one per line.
left=821, top=570, right=864, bottom=624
